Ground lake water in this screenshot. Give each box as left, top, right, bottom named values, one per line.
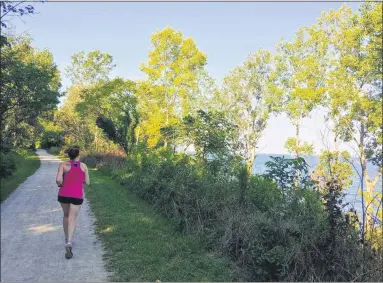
left=252, top=154, right=382, bottom=216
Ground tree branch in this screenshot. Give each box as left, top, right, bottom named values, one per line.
left=1, top=1, right=26, bottom=19
left=370, top=166, right=383, bottom=188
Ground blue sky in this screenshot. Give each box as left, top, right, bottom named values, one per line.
left=10, top=1, right=361, bottom=154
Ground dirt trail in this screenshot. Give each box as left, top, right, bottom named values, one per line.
left=1, top=149, right=110, bottom=282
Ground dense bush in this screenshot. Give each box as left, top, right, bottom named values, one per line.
left=0, top=151, right=17, bottom=178
left=100, top=148, right=381, bottom=282
left=80, top=149, right=126, bottom=171
left=71, top=143, right=382, bottom=281
left=40, top=130, right=64, bottom=149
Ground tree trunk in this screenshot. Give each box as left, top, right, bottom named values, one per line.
left=294, top=123, right=301, bottom=188
left=95, top=129, right=99, bottom=152
left=358, top=122, right=379, bottom=243
left=122, top=143, right=129, bottom=155
left=246, top=145, right=257, bottom=176
left=295, top=123, right=300, bottom=158
left=365, top=167, right=382, bottom=236
left=164, top=110, right=169, bottom=148
left=359, top=123, right=367, bottom=241
left=136, top=126, right=140, bottom=145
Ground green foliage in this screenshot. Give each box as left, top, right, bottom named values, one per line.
left=78, top=78, right=138, bottom=154
left=18, top=3, right=382, bottom=281
left=38, top=114, right=65, bottom=149
left=311, top=2, right=382, bottom=237
left=217, top=192, right=325, bottom=281
left=86, top=168, right=242, bottom=281
left=0, top=35, right=61, bottom=150
left=0, top=150, right=40, bottom=202
left=56, top=87, right=95, bottom=149
left=80, top=150, right=126, bottom=171
left=358, top=2, right=382, bottom=84
left=139, top=27, right=209, bottom=147
left=237, top=165, right=249, bottom=205
left=275, top=26, right=326, bottom=119
left=284, top=137, right=314, bottom=157
left=220, top=50, right=275, bottom=173
left=141, top=27, right=208, bottom=114
left=40, top=131, right=64, bottom=149
left=65, top=50, right=115, bottom=87
left=118, top=148, right=242, bottom=235
left=57, top=51, right=123, bottom=153
left=315, top=4, right=382, bottom=157
left=95, top=116, right=119, bottom=144
left=264, top=156, right=314, bottom=193
left=315, top=150, right=354, bottom=191
left=163, top=110, right=235, bottom=160
left=7, top=122, right=39, bottom=149
left=86, top=146, right=380, bottom=281
left=0, top=151, right=17, bottom=178
left=274, top=26, right=326, bottom=157
left=246, top=175, right=282, bottom=211
left=317, top=179, right=375, bottom=281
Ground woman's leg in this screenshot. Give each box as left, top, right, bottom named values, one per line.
left=60, top=203, right=70, bottom=243
left=67, top=203, right=81, bottom=245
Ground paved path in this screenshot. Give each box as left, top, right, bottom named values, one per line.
left=1, top=149, right=110, bottom=282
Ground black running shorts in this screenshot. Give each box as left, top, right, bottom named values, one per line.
left=58, top=196, right=83, bottom=205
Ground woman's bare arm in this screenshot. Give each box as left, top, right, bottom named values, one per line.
left=84, top=164, right=90, bottom=185
left=56, top=163, right=64, bottom=187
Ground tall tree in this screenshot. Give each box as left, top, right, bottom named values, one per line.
left=64, top=50, right=115, bottom=87
left=136, top=81, right=173, bottom=148
left=0, top=35, right=61, bottom=150
left=220, top=50, right=276, bottom=174
left=161, top=109, right=235, bottom=160
left=275, top=26, right=327, bottom=158
left=58, top=50, right=116, bottom=150
left=77, top=78, right=138, bottom=154
left=312, top=3, right=382, bottom=238
left=139, top=27, right=208, bottom=147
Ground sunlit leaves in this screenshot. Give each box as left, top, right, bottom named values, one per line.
left=65, top=50, right=115, bottom=87
left=139, top=27, right=209, bottom=147
left=275, top=26, right=327, bottom=157
left=315, top=150, right=354, bottom=191
left=284, top=138, right=314, bottom=158
left=78, top=78, right=138, bottom=153
left=311, top=3, right=382, bottom=239
left=220, top=50, right=274, bottom=172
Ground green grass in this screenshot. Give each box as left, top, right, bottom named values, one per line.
left=1, top=150, right=40, bottom=202
left=86, top=168, right=242, bottom=282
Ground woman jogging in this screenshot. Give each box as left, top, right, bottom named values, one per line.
left=56, top=146, right=90, bottom=259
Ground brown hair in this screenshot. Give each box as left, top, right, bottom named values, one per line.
left=67, top=146, right=80, bottom=160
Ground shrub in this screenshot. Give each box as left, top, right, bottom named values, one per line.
left=40, top=130, right=64, bottom=149
left=246, top=175, right=282, bottom=211
left=80, top=148, right=126, bottom=173
left=83, top=147, right=382, bottom=281
left=0, top=151, right=17, bottom=178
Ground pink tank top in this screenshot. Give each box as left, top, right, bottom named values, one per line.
left=58, top=160, right=85, bottom=199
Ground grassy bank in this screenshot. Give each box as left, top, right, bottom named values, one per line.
left=81, top=149, right=383, bottom=282
left=85, top=168, right=241, bottom=282
left=1, top=150, right=40, bottom=202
